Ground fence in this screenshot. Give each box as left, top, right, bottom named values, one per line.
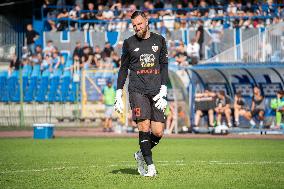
left=205, top=22, right=284, bottom=63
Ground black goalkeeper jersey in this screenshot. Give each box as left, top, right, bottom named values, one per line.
left=117, top=32, right=169, bottom=95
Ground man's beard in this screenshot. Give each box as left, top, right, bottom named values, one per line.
left=136, top=27, right=148, bottom=38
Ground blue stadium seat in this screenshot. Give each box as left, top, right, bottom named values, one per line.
left=48, top=76, right=60, bottom=102
left=35, top=76, right=49, bottom=102
left=25, top=76, right=38, bottom=102
left=68, top=81, right=80, bottom=102
left=59, top=76, right=71, bottom=102
left=0, top=72, right=8, bottom=102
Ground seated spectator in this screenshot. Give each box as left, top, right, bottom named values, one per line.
left=215, top=90, right=232, bottom=127
left=69, top=4, right=81, bottom=31
left=246, top=86, right=266, bottom=128
left=41, top=54, right=52, bottom=77
left=174, top=41, right=188, bottom=66
left=8, top=53, right=21, bottom=76
left=81, top=2, right=97, bottom=30
left=102, top=42, right=114, bottom=58
left=270, top=90, right=284, bottom=129
left=111, top=52, right=121, bottom=68
left=57, top=9, right=69, bottom=31
left=43, top=40, right=55, bottom=57
left=186, top=38, right=200, bottom=65
left=234, top=91, right=249, bottom=127
left=193, top=88, right=216, bottom=128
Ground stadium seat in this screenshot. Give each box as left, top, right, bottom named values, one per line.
left=48, top=76, right=60, bottom=102
left=35, top=76, right=49, bottom=102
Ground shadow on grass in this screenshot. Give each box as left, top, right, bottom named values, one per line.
left=111, top=168, right=138, bottom=175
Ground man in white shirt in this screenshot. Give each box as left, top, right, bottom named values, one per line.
left=186, top=38, right=200, bottom=65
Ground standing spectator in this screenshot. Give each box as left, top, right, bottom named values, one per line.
left=164, top=102, right=176, bottom=134
left=215, top=90, right=232, bottom=127
left=26, top=24, right=39, bottom=55
left=270, top=91, right=284, bottom=129
left=186, top=38, right=200, bottom=65
left=73, top=41, right=83, bottom=58
left=209, top=20, right=223, bottom=57
left=102, top=79, right=116, bottom=132
left=195, top=20, right=204, bottom=60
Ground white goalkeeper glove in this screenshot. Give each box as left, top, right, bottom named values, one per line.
left=153, top=85, right=167, bottom=111
left=114, top=89, right=124, bottom=114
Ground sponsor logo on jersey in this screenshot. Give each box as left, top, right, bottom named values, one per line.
left=152, top=44, right=158, bottom=52
left=134, top=48, right=139, bottom=52
left=137, top=68, right=160, bottom=75
left=140, top=54, right=155, bottom=67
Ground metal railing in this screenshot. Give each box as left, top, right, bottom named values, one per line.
left=205, top=22, right=284, bottom=63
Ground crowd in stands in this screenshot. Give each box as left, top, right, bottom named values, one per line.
left=41, top=0, right=284, bottom=32
left=193, top=86, right=284, bottom=130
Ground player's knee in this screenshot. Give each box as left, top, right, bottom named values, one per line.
left=152, top=131, right=163, bottom=138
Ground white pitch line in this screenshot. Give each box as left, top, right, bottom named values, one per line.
left=1, top=161, right=284, bottom=174
left=0, top=166, right=79, bottom=174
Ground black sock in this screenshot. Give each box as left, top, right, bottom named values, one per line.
left=139, top=131, right=153, bottom=165
left=150, top=132, right=162, bottom=149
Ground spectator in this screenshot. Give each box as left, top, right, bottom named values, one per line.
left=246, top=86, right=266, bottom=128
left=41, top=54, right=52, bottom=77
left=26, top=24, right=39, bottom=55
left=73, top=41, right=83, bottom=58
left=69, top=4, right=81, bottom=31
left=57, top=9, right=69, bottom=31
left=111, top=52, right=121, bottom=68
left=165, top=102, right=176, bottom=134
left=193, top=89, right=216, bottom=128
left=174, top=41, right=188, bottom=66
left=81, top=3, right=97, bottom=30
left=270, top=90, right=284, bottom=129
left=186, top=38, right=200, bottom=65
left=8, top=53, right=21, bottom=76
left=233, top=91, right=249, bottom=127
left=102, top=79, right=116, bottom=132
left=209, top=20, right=223, bottom=57
left=215, top=90, right=232, bottom=127
left=195, top=20, right=204, bottom=60
left=43, top=40, right=55, bottom=57
left=102, top=42, right=114, bottom=58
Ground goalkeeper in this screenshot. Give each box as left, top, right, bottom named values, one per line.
left=114, top=10, right=169, bottom=177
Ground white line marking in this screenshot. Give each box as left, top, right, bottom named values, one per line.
left=1, top=161, right=284, bottom=174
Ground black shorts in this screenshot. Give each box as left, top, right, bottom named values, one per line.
left=129, top=91, right=166, bottom=123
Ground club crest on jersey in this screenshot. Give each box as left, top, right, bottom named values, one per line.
left=152, top=45, right=158, bottom=52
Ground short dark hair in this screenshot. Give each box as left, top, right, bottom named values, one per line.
left=131, top=10, right=147, bottom=19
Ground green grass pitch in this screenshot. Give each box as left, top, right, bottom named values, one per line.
left=0, top=138, right=283, bottom=189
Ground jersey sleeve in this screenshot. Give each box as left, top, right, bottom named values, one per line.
left=117, top=40, right=130, bottom=89
left=159, top=37, right=169, bottom=86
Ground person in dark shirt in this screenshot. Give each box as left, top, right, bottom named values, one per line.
left=8, top=54, right=21, bottom=76
left=73, top=41, right=83, bottom=58
left=114, top=11, right=168, bottom=177
left=26, top=24, right=39, bottom=55
left=195, top=20, right=204, bottom=60
left=215, top=90, right=232, bottom=127
left=102, top=42, right=114, bottom=58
